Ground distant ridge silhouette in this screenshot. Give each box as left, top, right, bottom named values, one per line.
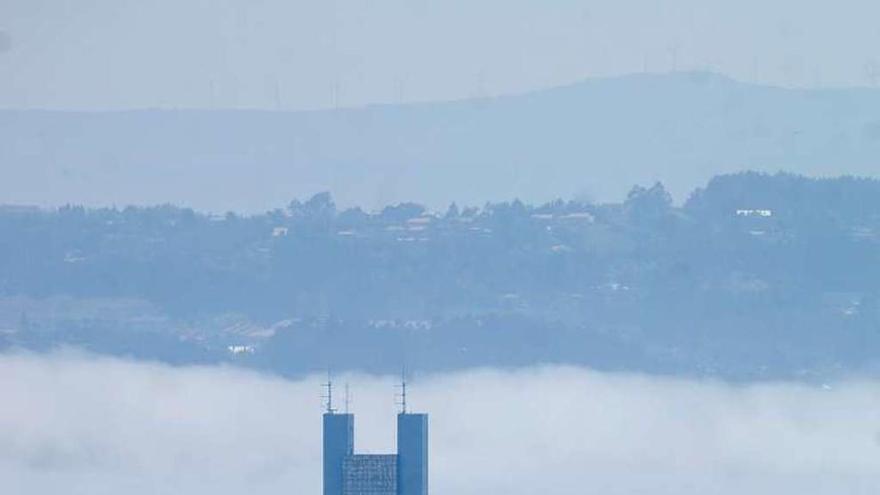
left=3, top=71, right=880, bottom=212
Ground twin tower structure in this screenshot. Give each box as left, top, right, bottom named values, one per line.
left=323, top=380, right=428, bottom=495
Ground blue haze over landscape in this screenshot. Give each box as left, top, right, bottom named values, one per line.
left=4, top=72, right=880, bottom=211
left=3, top=1, right=880, bottom=494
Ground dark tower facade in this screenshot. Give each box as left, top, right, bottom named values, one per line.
left=396, top=413, right=428, bottom=495
left=323, top=412, right=354, bottom=495
left=322, top=396, right=428, bottom=495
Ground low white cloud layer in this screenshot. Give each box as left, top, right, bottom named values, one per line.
left=1, top=352, right=880, bottom=494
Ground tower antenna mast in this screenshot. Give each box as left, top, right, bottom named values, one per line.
left=397, top=369, right=408, bottom=414
left=322, top=370, right=336, bottom=414
left=344, top=382, right=351, bottom=414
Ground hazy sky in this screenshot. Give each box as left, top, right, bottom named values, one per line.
left=2, top=0, right=880, bottom=110
left=3, top=352, right=880, bottom=494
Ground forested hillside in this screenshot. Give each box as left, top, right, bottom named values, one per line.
left=2, top=172, right=880, bottom=379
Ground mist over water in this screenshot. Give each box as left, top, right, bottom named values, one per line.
left=2, top=352, right=879, bottom=494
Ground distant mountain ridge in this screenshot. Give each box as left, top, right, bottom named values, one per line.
left=3, top=71, right=880, bottom=212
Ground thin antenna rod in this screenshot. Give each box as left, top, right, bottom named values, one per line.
left=273, top=78, right=282, bottom=110
left=322, top=370, right=336, bottom=414
left=400, top=369, right=408, bottom=414
left=344, top=383, right=351, bottom=414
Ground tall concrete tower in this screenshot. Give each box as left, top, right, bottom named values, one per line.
left=323, top=412, right=354, bottom=495
left=323, top=377, right=354, bottom=495
left=396, top=413, right=428, bottom=495
left=322, top=378, right=427, bottom=495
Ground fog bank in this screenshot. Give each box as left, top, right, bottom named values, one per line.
left=2, top=353, right=879, bottom=494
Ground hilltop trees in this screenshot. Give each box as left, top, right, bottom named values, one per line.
left=4, top=173, right=880, bottom=378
